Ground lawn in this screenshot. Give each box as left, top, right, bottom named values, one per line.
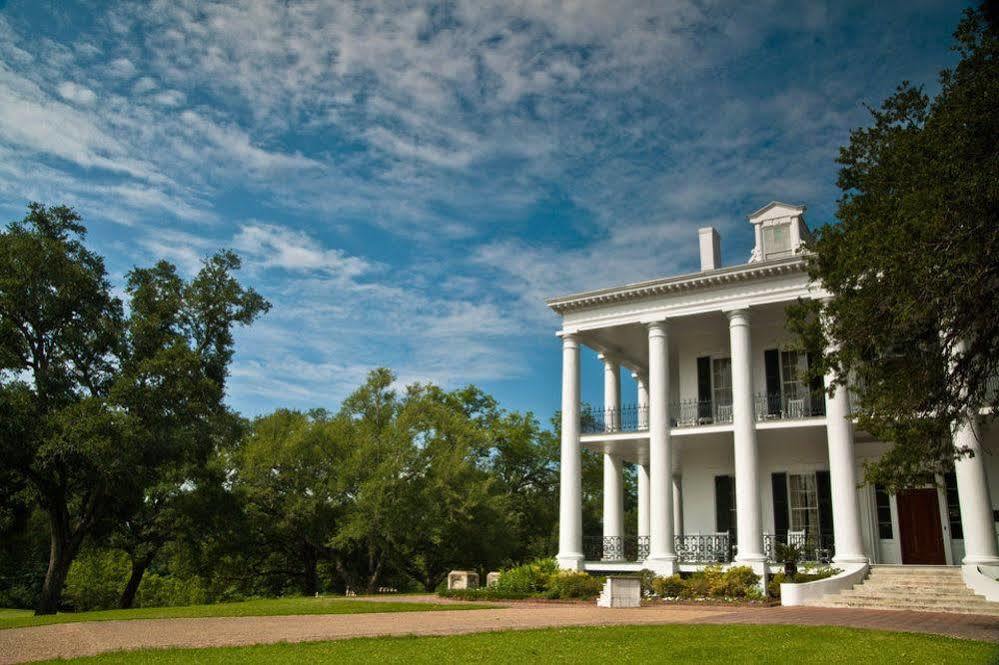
left=32, top=624, right=999, bottom=664
left=0, top=595, right=491, bottom=630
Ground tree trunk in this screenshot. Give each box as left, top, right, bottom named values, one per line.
left=302, top=545, right=318, bottom=596
left=36, top=516, right=76, bottom=615
left=119, top=553, right=155, bottom=609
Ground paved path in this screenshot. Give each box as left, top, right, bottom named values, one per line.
left=1, top=601, right=997, bottom=664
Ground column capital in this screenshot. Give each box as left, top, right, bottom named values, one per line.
left=558, top=331, right=580, bottom=348
left=631, top=370, right=648, bottom=384
left=724, top=307, right=751, bottom=324
left=596, top=351, right=620, bottom=366
left=646, top=319, right=669, bottom=336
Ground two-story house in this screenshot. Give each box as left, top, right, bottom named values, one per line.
left=546, top=203, right=999, bottom=595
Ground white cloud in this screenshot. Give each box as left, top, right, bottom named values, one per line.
left=56, top=81, right=97, bottom=106
left=233, top=223, right=372, bottom=278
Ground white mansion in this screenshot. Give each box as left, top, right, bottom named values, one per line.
left=546, top=202, right=999, bottom=597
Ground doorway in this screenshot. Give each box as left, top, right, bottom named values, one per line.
left=896, top=488, right=946, bottom=565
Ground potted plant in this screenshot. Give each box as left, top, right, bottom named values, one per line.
left=775, top=542, right=803, bottom=579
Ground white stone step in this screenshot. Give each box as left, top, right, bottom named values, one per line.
left=805, top=565, right=999, bottom=615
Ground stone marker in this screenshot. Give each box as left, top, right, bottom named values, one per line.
left=447, top=570, right=479, bottom=590
left=596, top=576, right=641, bottom=608
left=486, top=571, right=501, bottom=587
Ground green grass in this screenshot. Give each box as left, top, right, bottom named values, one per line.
left=0, top=596, right=491, bottom=630
left=32, top=624, right=999, bottom=664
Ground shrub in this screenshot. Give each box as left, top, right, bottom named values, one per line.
left=135, top=572, right=209, bottom=608
left=545, top=571, right=603, bottom=600
left=717, top=566, right=761, bottom=598
left=767, top=568, right=840, bottom=599
left=438, top=588, right=534, bottom=601
left=64, top=549, right=130, bottom=611
left=493, top=558, right=557, bottom=594
left=651, top=574, right=684, bottom=598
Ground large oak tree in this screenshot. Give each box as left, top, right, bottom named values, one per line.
left=791, top=6, right=998, bottom=490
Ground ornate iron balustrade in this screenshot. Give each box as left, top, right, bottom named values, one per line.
left=669, top=399, right=733, bottom=428
left=673, top=533, right=733, bottom=564
left=580, top=404, right=649, bottom=434
left=763, top=532, right=835, bottom=564
left=583, top=535, right=650, bottom=561
left=754, top=391, right=826, bottom=422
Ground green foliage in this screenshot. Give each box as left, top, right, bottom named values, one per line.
left=493, top=558, right=557, bottom=594
left=767, top=568, right=840, bottom=599
left=650, top=574, right=684, bottom=598
left=788, top=6, right=999, bottom=490
left=651, top=566, right=763, bottom=601
left=437, top=588, right=533, bottom=601
left=65, top=550, right=130, bottom=611
left=544, top=571, right=603, bottom=600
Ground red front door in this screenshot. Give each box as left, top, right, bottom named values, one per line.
left=896, top=488, right=947, bottom=565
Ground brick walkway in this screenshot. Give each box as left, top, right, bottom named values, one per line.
left=1, top=601, right=996, bottom=664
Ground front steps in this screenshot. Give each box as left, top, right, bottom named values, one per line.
left=807, top=565, right=999, bottom=615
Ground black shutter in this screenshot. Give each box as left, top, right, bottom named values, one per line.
left=816, top=470, right=835, bottom=544
left=697, top=356, right=712, bottom=420
left=715, top=475, right=732, bottom=534
left=772, top=473, right=789, bottom=539
left=764, top=349, right=781, bottom=415
left=807, top=352, right=825, bottom=416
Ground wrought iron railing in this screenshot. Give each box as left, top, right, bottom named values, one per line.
left=583, top=535, right=650, bottom=561
left=763, top=532, right=835, bottom=563
left=669, top=399, right=733, bottom=428
left=580, top=404, right=649, bottom=434
left=673, top=533, right=733, bottom=564
left=754, top=391, right=825, bottom=421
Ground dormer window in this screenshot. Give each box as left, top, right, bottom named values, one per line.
left=746, top=202, right=809, bottom=264
left=762, top=222, right=792, bottom=260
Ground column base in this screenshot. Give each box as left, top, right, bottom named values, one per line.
left=832, top=554, right=870, bottom=565
left=734, top=556, right=769, bottom=591
left=557, top=554, right=585, bottom=571
left=643, top=556, right=677, bottom=576
left=963, top=554, right=999, bottom=567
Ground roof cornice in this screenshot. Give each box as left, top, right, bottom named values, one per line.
left=546, top=256, right=808, bottom=315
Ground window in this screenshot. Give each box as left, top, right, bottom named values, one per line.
left=712, top=357, right=732, bottom=413
left=945, top=472, right=963, bottom=539
left=788, top=473, right=820, bottom=534
left=762, top=222, right=792, bottom=260
left=780, top=350, right=808, bottom=401
left=874, top=485, right=893, bottom=539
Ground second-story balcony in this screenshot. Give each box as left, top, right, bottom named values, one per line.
left=581, top=390, right=826, bottom=435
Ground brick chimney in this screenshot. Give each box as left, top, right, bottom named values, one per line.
left=698, top=227, right=721, bottom=271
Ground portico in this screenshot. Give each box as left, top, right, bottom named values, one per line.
left=550, top=202, right=999, bottom=575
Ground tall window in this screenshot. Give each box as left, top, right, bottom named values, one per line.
left=712, top=357, right=732, bottom=409
left=780, top=350, right=808, bottom=400
left=788, top=473, right=820, bottom=533
left=762, top=222, right=792, bottom=260
left=874, top=485, right=893, bottom=539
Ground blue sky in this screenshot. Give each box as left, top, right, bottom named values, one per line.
left=0, top=0, right=969, bottom=422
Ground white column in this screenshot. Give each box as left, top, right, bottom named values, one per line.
left=824, top=351, right=867, bottom=563
left=600, top=354, right=624, bottom=555
left=634, top=373, right=650, bottom=550
left=634, top=371, right=649, bottom=430
left=557, top=333, right=583, bottom=570
left=603, top=455, right=624, bottom=558
left=951, top=343, right=999, bottom=565
left=646, top=320, right=676, bottom=574
left=638, top=462, right=650, bottom=540
left=726, top=308, right=765, bottom=565
left=672, top=473, right=684, bottom=536
left=600, top=353, right=621, bottom=432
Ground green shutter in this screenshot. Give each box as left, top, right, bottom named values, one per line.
left=772, top=472, right=789, bottom=538
left=715, top=475, right=732, bottom=534
left=697, top=356, right=712, bottom=420
left=764, top=349, right=781, bottom=415
left=816, top=470, right=835, bottom=543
